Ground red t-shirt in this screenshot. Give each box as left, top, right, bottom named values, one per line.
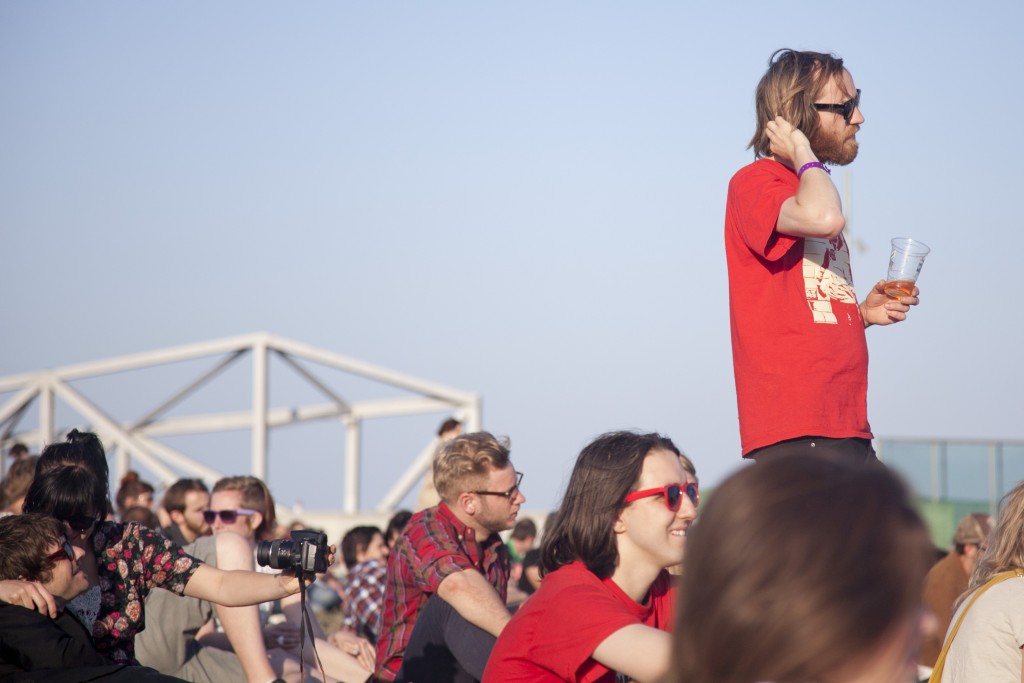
left=482, top=561, right=675, bottom=683
left=725, top=159, right=872, bottom=455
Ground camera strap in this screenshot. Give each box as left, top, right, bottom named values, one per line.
left=297, top=574, right=327, bottom=682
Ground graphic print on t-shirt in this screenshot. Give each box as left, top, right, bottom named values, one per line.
left=801, top=235, right=856, bottom=325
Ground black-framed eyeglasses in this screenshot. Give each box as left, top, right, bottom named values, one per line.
left=814, top=88, right=861, bottom=123
left=471, top=471, right=523, bottom=501
left=45, top=540, right=76, bottom=564
left=623, top=482, right=699, bottom=511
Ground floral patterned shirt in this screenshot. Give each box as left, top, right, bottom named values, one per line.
left=86, top=521, right=202, bottom=664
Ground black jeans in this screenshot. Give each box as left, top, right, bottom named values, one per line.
left=746, top=436, right=877, bottom=464
left=395, top=595, right=497, bottom=683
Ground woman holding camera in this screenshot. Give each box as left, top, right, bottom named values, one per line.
left=483, top=431, right=696, bottom=683
left=207, top=475, right=375, bottom=682
left=0, top=431, right=313, bottom=668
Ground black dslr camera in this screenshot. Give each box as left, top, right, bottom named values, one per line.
left=255, top=529, right=329, bottom=574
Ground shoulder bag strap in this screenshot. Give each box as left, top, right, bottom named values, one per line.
left=928, top=568, right=1024, bottom=682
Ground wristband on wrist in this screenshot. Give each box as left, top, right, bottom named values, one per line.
left=797, top=161, right=830, bottom=178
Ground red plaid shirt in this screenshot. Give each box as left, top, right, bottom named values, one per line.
left=375, top=502, right=510, bottom=681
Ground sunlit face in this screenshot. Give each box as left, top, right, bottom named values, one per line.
left=174, top=489, right=211, bottom=542
left=810, top=69, right=864, bottom=166
left=208, top=489, right=261, bottom=542
left=617, top=448, right=697, bottom=571
left=470, top=465, right=526, bottom=535
left=362, top=532, right=389, bottom=563
left=42, top=536, right=90, bottom=601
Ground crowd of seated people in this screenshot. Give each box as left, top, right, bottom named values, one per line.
left=0, top=426, right=1016, bottom=683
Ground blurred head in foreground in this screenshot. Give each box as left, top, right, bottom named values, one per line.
left=669, top=454, right=933, bottom=683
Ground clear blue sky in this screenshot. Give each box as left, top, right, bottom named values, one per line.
left=3, top=1, right=1022, bottom=513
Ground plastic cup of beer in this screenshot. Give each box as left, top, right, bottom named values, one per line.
left=885, top=237, right=930, bottom=299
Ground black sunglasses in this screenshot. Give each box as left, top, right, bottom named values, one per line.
left=814, top=88, right=861, bottom=123
left=471, top=471, right=524, bottom=501
left=63, top=514, right=99, bottom=533
left=623, top=482, right=700, bottom=511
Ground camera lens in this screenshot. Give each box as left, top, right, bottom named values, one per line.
left=255, top=538, right=296, bottom=570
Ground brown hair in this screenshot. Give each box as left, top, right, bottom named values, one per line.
left=433, top=432, right=511, bottom=502
left=0, top=513, right=66, bottom=584
left=161, top=478, right=209, bottom=514
left=341, top=525, right=383, bottom=570
left=0, top=455, right=39, bottom=512
left=120, top=505, right=161, bottom=528
left=667, top=454, right=933, bottom=683
left=541, top=431, right=681, bottom=580
left=749, top=48, right=850, bottom=158
left=115, top=470, right=154, bottom=516
left=510, top=518, right=537, bottom=541
left=212, top=475, right=277, bottom=541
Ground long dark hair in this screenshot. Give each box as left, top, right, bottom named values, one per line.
left=540, top=431, right=680, bottom=579
left=668, top=454, right=933, bottom=683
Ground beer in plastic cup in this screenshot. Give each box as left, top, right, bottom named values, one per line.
left=885, top=238, right=930, bottom=299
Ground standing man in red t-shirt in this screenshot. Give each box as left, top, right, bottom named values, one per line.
left=725, top=49, right=920, bottom=462
left=375, top=431, right=525, bottom=682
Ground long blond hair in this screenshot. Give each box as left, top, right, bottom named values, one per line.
left=964, top=481, right=1024, bottom=598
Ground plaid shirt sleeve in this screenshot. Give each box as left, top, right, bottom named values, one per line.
left=375, top=504, right=508, bottom=681
left=341, top=559, right=388, bottom=642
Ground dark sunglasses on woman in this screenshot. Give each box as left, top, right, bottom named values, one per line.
left=62, top=514, right=99, bottom=533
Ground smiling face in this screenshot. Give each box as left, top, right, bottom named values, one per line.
left=42, top=536, right=90, bottom=601
left=810, top=69, right=864, bottom=166
left=615, top=448, right=697, bottom=572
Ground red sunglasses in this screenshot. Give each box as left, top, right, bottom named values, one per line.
left=45, top=540, right=76, bottom=564
left=624, top=482, right=699, bottom=511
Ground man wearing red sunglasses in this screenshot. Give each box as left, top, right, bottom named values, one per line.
left=725, top=48, right=920, bottom=464
left=0, top=514, right=183, bottom=681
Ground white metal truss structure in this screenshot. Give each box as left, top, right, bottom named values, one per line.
left=0, top=332, right=480, bottom=513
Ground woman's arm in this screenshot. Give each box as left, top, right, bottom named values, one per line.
left=591, top=624, right=671, bottom=683
left=184, top=561, right=304, bottom=606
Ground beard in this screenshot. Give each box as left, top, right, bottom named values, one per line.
left=811, top=124, right=860, bottom=166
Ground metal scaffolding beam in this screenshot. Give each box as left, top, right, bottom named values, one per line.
left=0, top=333, right=481, bottom=512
